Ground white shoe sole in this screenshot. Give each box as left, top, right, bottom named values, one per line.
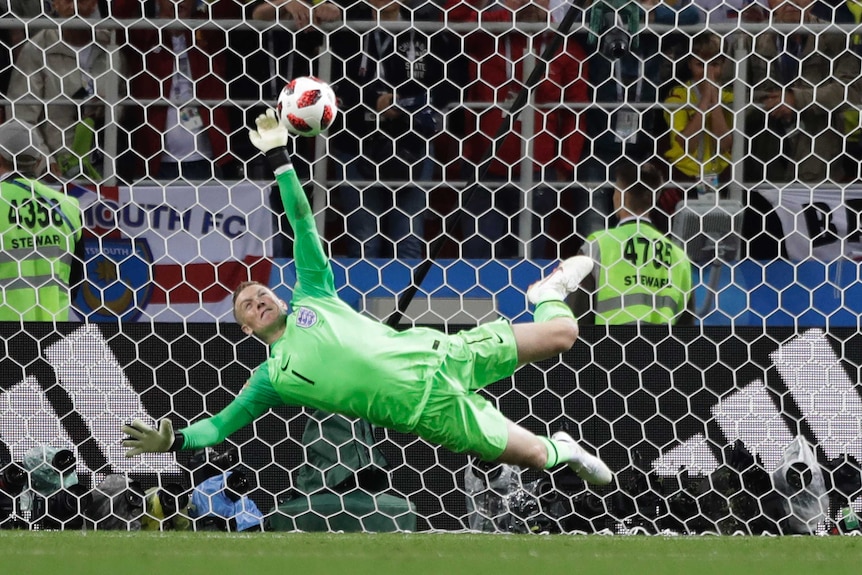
left=552, top=431, right=613, bottom=486
left=527, top=256, right=594, bottom=305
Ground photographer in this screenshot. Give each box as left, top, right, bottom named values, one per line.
left=331, top=0, right=457, bottom=259
left=5, top=0, right=128, bottom=181
left=579, top=0, right=699, bottom=238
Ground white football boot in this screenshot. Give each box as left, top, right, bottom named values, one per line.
left=527, top=256, right=594, bottom=305
left=551, top=431, right=613, bottom=486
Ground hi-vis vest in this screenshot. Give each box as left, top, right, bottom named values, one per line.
left=583, top=219, right=692, bottom=325
left=0, top=177, right=82, bottom=321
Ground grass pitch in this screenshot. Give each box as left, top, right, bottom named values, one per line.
left=0, top=531, right=858, bottom=575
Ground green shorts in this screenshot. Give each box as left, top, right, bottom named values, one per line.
left=412, top=319, right=519, bottom=461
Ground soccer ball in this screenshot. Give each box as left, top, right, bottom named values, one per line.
left=276, top=76, right=338, bottom=137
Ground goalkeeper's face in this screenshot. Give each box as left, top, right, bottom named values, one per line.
left=234, top=284, right=288, bottom=342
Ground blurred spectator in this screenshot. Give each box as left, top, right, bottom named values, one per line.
left=579, top=0, right=698, bottom=244
left=445, top=0, right=589, bottom=259
left=247, top=1, right=343, bottom=95
left=745, top=0, right=862, bottom=184
left=113, top=0, right=241, bottom=182
left=250, top=0, right=342, bottom=69
left=687, top=0, right=767, bottom=24
left=659, top=32, right=733, bottom=229
left=0, top=119, right=84, bottom=321
left=641, top=0, right=704, bottom=23
left=241, top=0, right=342, bottom=180
left=0, top=0, right=73, bottom=98
left=5, top=0, right=126, bottom=181
left=833, top=0, right=862, bottom=181
left=569, top=159, right=694, bottom=325
left=647, top=0, right=704, bottom=87
left=331, top=0, right=456, bottom=259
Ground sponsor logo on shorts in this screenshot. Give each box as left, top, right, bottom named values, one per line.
left=295, top=307, right=317, bottom=328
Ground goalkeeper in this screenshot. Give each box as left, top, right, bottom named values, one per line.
left=122, top=111, right=612, bottom=485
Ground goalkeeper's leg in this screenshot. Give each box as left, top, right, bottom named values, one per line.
left=500, top=420, right=612, bottom=486
left=413, top=384, right=612, bottom=485
left=514, top=255, right=594, bottom=365
left=500, top=255, right=611, bottom=483
left=455, top=256, right=592, bottom=392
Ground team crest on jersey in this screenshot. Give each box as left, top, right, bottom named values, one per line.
left=295, top=307, right=317, bottom=328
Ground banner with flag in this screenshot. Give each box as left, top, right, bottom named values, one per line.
left=68, top=182, right=275, bottom=322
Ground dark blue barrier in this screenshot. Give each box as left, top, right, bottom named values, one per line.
left=268, top=258, right=862, bottom=327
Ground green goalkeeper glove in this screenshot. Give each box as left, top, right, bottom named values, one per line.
left=122, top=419, right=180, bottom=457
left=248, top=109, right=292, bottom=173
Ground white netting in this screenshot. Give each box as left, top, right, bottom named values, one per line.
left=0, top=0, right=860, bottom=534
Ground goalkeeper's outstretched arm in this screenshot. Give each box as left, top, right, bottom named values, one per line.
left=122, top=386, right=273, bottom=457
left=250, top=110, right=335, bottom=299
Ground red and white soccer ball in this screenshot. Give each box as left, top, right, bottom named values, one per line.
left=276, top=76, right=338, bottom=137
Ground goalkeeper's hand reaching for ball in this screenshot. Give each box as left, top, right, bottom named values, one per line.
left=249, top=108, right=293, bottom=173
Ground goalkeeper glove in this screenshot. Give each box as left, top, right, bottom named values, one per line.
left=122, top=419, right=181, bottom=457
left=248, top=109, right=292, bottom=173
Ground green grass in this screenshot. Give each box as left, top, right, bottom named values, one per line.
left=0, top=531, right=858, bottom=575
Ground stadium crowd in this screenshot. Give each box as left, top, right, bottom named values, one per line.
left=1, top=0, right=859, bottom=264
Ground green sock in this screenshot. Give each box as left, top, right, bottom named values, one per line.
left=534, top=300, right=575, bottom=324
left=538, top=436, right=577, bottom=470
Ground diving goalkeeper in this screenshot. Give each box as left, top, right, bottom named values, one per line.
left=122, top=111, right=612, bottom=485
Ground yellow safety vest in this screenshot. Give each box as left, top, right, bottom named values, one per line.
left=584, top=220, right=692, bottom=325
left=0, top=177, right=82, bottom=321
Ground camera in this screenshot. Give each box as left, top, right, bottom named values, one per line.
left=190, top=469, right=260, bottom=532
left=601, top=13, right=630, bottom=59
left=31, top=484, right=93, bottom=530
left=0, top=463, right=27, bottom=497
left=51, top=449, right=76, bottom=474
left=0, top=463, right=27, bottom=526
left=187, top=446, right=240, bottom=486
left=141, top=483, right=192, bottom=531
left=602, top=27, right=630, bottom=59
left=223, top=469, right=250, bottom=503
left=85, top=475, right=146, bottom=530
left=156, top=483, right=190, bottom=515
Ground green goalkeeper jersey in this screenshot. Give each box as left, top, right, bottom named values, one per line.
left=177, top=164, right=447, bottom=450
left=255, top=296, right=446, bottom=428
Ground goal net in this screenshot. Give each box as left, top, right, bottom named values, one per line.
left=0, top=0, right=860, bottom=534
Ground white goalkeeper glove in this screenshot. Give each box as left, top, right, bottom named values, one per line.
left=248, top=109, right=293, bottom=173
left=248, top=109, right=289, bottom=153
left=122, top=419, right=178, bottom=458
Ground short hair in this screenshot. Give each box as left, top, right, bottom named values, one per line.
left=613, top=159, right=664, bottom=215
left=232, top=280, right=265, bottom=322
left=692, top=32, right=724, bottom=63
